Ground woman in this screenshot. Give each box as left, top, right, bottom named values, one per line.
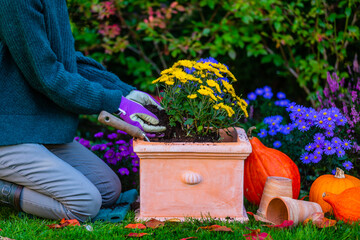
left=0, top=0, right=165, bottom=222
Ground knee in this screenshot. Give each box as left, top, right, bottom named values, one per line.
left=101, top=175, right=122, bottom=207
left=68, top=188, right=102, bottom=222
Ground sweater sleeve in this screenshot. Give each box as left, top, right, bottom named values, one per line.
left=0, top=0, right=131, bottom=114
left=75, top=51, right=136, bottom=93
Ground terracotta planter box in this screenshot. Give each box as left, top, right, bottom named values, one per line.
left=133, top=127, right=252, bottom=221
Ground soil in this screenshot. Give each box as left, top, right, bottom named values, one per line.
left=144, top=105, right=219, bottom=142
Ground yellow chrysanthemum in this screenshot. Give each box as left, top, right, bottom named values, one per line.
left=172, top=60, right=196, bottom=69
left=206, top=80, right=222, bottom=93
left=221, top=80, right=236, bottom=97
left=187, top=94, right=197, bottom=99
left=165, top=80, right=175, bottom=85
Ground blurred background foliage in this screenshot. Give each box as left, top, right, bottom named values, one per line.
left=68, top=0, right=360, bottom=106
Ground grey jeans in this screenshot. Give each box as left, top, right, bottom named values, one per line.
left=0, top=140, right=121, bottom=222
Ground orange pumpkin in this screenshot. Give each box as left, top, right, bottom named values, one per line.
left=244, top=127, right=301, bottom=205
left=309, top=168, right=360, bottom=214
left=323, top=187, right=360, bottom=223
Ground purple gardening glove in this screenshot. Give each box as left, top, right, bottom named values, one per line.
left=118, top=90, right=166, bottom=133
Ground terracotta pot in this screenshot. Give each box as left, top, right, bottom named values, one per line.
left=257, top=177, right=293, bottom=217
left=265, top=196, right=322, bottom=226
left=133, top=127, right=252, bottom=221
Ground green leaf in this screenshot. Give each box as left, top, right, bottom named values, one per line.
left=228, top=49, right=236, bottom=60
left=197, top=125, right=203, bottom=132
left=274, top=22, right=282, bottom=32
left=184, top=118, right=194, bottom=126
left=345, top=8, right=351, bottom=17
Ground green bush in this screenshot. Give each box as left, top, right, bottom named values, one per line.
left=68, top=0, right=360, bottom=104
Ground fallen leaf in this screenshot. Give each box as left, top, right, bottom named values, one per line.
left=243, top=228, right=272, bottom=240
left=263, top=220, right=293, bottom=228
left=197, top=225, right=232, bottom=232
left=303, top=212, right=336, bottom=228
left=247, top=211, right=276, bottom=224
left=145, top=218, right=164, bottom=229
left=179, top=238, right=197, bottom=240
left=59, top=218, right=80, bottom=226
left=124, top=223, right=147, bottom=229
left=47, top=218, right=80, bottom=229
left=197, top=224, right=222, bottom=231
left=0, top=237, right=15, bottom=240
left=165, top=218, right=181, bottom=223
left=210, top=226, right=233, bottom=232
left=126, top=233, right=148, bottom=237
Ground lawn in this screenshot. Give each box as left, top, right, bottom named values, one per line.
left=0, top=201, right=359, bottom=240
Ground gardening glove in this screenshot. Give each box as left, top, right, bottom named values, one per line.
left=118, top=90, right=166, bottom=133
left=92, top=189, right=138, bottom=223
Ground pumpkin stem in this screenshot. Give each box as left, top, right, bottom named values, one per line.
left=246, top=126, right=256, bottom=140
left=334, top=167, right=345, bottom=179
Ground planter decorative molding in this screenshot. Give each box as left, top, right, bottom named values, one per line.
left=133, top=127, right=252, bottom=221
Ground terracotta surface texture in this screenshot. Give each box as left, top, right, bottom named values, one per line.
left=257, top=176, right=293, bottom=217
left=265, top=196, right=323, bottom=226
left=133, top=127, right=252, bottom=221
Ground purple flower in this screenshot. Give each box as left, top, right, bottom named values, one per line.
left=118, top=167, right=130, bottom=176
left=119, top=145, right=128, bottom=152
left=324, top=131, right=334, bottom=137
left=94, top=132, right=104, bottom=138
left=107, top=158, right=118, bottom=165
left=132, top=167, right=138, bottom=173
left=281, top=124, right=293, bottom=135
left=129, top=151, right=138, bottom=158
left=115, top=152, right=123, bottom=161
left=276, top=92, right=286, bottom=99
left=79, top=138, right=91, bottom=148
left=342, top=161, right=353, bottom=171
left=91, top=144, right=101, bottom=151
left=263, top=86, right=272, bottom=92
left=315, top=119, right=326, bottom=129
left=336, top=117, right=347, bottom=126
left=310, top=154, right=321, bottom=163
left=100, top=144, right=108, bottom=151
left=286, top=102, right=297, bottom=112
left=305, top=143, right=314, bottom=151
left=106, top=142, right=113, bottom=147
left=74, top=136, right=80, bottom=141
left=300, top=152, right=311, bottom=164
left=336, top=148, right=345, bottom=158
left=263, top=91, right=273, bottom=99
left=132, top=158, right=140, bottom=167
left=273, top=141, right=282, bottom=148
left=255, top=88, right=264, bottom=95
left=313, top=148, right=323, bottom=156
left=331, top=169, right=337, bottom=175
left=258, top=129, right=267, bottom=138
left=298, top=124, right=310, bottom=132
left=115, top=140, right=127, bottom=145
left=104, top=149, right=115, bottom=159
left=107, top=133, right=118, bottom=140
left=331, top=137, right=342, bottom=147
left=342, top=139, right=352, bottom=150
left=117, top=130, right=128, bottom=135
left=324, top=143, right=336, bottom=155
left=268, top=128, right=277, bottom=136
left=247, top=92, right=257, bottom=101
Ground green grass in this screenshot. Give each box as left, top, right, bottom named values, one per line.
left=0, top=203, right=359, bottom=240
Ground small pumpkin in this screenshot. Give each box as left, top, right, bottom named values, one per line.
left=244, top=127, right=301, bottom=205
left=309, top=168, right=360, bottom=214
left=323, top=187, right=360, bottom=224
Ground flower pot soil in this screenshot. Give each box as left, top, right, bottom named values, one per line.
left=144, top=105, right=219, bottom=142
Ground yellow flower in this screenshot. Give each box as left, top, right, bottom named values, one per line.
left=206, top=80, right=222, bottom=93
left=213, top=103, right=235, bottom=117
left=187, top=94, right=197, bottom=99
left=221, top=80, right=236, bottom=97
left=165, top=80, right=175, bottom=85
left=172, top=60, right=196, bottom=69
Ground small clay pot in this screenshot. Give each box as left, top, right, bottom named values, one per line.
left=257, top=176, right=293, bottom=217
left=265, top=196, right=323, bottom=226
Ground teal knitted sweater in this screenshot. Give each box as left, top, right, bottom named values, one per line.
left=0, top=0, right=135, bottom=146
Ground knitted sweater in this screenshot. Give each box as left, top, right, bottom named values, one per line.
left=0, top=0, right=135, bottom=146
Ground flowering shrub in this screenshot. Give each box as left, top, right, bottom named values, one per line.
left=316, top=56, right=360, bottom=171
left=242, top=86, right=357, bottom=192
left=75, top=130, right=140, bottom=191
left=152, top=57, right=248, bottom=139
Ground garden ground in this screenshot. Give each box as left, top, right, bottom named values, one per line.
left=0, top=200, right=359, bottom=240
